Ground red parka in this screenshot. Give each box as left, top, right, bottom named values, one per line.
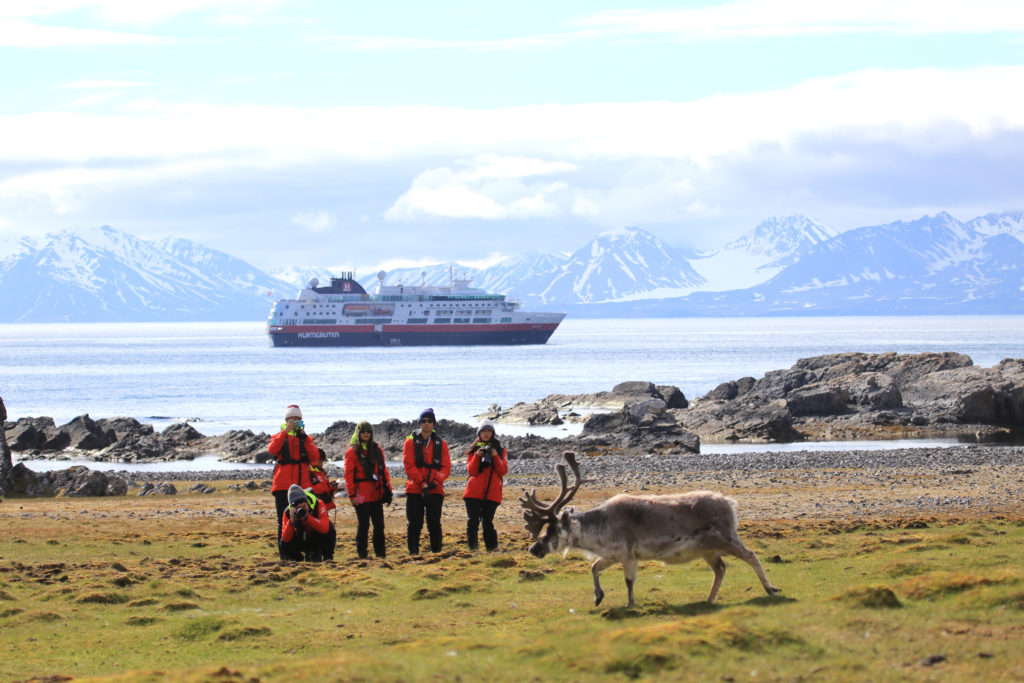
left=280, top=492, right=332, bottom=541
left=268, top=429, right=322, bottom=493
left=344, top=441, right=392, bottom=505
left=463, top=440, right=508, bottom=503
left=309, top=465, right=338, bottom=511
left=402, top=431, right=451, bottom=496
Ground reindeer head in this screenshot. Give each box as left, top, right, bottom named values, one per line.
left=520, top=451, right=588, bottom=558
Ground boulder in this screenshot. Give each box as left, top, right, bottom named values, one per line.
left=103, top=433, right=173, bottom=461
left=206, top=429, right=271, bottom=463
left=580, top=402, right=700, bottom=454
left=95, top=417, right=154, bottom=441
left=159, top=422, right=204, bottom=446
left=675, top=399, right=801, bottom=443
left=903, top=360, right=1024, bottom=425
left=4, top=417, right=58, bottom=452
left=785, top=382, right=850, bottom=417
left=59, top=414, right=116, bottom=450
left=4, top=464, right=127, bottom=497
left=138, top=482, right=177, bottom=496
left=656, top=385, right=688, bottom=409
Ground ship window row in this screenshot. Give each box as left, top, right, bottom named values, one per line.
left=407, top=318, right=428, bottom=324
left=302, top=318, right=335, bottom=324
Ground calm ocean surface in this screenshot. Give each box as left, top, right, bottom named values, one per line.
left=3, top=317, right=1024, bottom=445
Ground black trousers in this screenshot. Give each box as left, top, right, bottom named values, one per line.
left=406, top=492, right=444, bottom=554
left=279, top=523, right=337, bottom=562
left=354, top=501, right=386, bottom=558
left=464, top=498, right=500, bottom=550
left=273, top=490, right=289, bottom=547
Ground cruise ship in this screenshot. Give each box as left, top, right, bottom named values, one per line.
left=266, top=270, right=565, bottom=347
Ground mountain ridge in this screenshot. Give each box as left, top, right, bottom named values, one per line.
left=2, top=211, right=1022, bottom=321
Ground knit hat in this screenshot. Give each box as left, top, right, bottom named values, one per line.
left=350, top=421, right=374, bottom=445
left=284, top=404, right=302, bottom=420
left=477, top=418, right=496, bottom=436
left=419, top=408, right=436, bottom=423
left=287, top=483, right=306, bottom=506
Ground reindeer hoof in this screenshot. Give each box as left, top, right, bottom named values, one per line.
left=767, top=586, right=781, bottom=595
left=594, top=590, right=604, bottom=607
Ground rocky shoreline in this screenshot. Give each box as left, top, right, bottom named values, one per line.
left=4, top=351, right=1023, bottom=500
left=10, top=444, right=1018, bottom=523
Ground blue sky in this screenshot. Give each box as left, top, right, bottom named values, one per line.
left=2, top=1, right=1024, bottom=273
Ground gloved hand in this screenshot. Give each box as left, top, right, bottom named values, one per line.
left=382, top=489, right=393, bottom=506
left=423, top=480, right=436, bottom=491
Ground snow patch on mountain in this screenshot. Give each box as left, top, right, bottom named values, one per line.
left=690, top=215, right=837, bottom=291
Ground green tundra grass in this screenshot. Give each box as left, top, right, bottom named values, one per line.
left=1, top=483, right=1022, bottom=682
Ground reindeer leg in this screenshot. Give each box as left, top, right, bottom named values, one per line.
left=622, top=557, right=639, bottom=607
left=725, top=540, right=780, bottom=596
left=703, top=553, right=726, bottom=603
left=591, top=557, right=614, bottom=606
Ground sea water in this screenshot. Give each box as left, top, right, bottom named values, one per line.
left=3, top=316, right=1023, bottom=441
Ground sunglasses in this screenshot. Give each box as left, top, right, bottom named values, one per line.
left=360, top=430, right=372, bottom=434
left=419, top=418, right=434, bottom=424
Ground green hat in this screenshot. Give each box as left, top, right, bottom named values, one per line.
left=350, top=421, right=374, bottom=445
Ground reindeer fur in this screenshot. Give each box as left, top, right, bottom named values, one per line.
left=522, top=453, right=780, bottom=607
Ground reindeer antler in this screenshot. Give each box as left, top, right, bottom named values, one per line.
left=520, top=451, right=591, bottom=539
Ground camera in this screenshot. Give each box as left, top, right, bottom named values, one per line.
left=293, top=506, right=307, bottom=520
left=479, top=446, right=492, bottom=467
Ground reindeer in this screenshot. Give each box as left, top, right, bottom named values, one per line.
left=520, top=452, right=780, bottom=607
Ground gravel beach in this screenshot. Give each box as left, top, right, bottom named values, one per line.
left=108, top=444, right=1024, bottom=522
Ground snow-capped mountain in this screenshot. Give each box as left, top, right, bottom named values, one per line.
left=968, top=210, right=1024, bottom=242
left=690, top=215, right=837, bottom=291
left=528, top=228, right=705, bottom=305
left=0, top=226, right=292, bottom=322
left=4, top=210, right=1023, bottom=322
left=268, top=266, right=338, bottom=293
left=578, top=211, right=1024, bottom=316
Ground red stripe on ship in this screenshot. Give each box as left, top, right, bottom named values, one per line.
left=274, top=323, right=558, bottom=334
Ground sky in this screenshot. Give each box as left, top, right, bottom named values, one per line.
left=2, top=0, right=1024, bottom=273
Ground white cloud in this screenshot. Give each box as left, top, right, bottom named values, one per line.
left=384, top=158, right=576, bottom=221
left=3, top=65, right=1024, bottom=235
left=582, top=0, right=1024, bottom=38
left=62, top=79, right=150, bottom=89
left=0, top=18, right=162, bottom=46
left=0, top=0, right=279, bottom=24
left=290, top=210, right=336, bottom=233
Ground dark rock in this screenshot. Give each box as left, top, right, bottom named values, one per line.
left=656, top=385, right=688, bottom=409
left=207, top=429, right=271, bottom=463
left=139, top=482, right=177, bottom=496
left=95, top=417, right=154, bottom=442
left=785, top=383, right=850, bottom=417
left=675, top=399, right=801, bottom=443
left=580, top=401, right=700, bottom=454
left=160, top=422, right=204, bottom=446
left=5, top=464, right=127, bottom=497
left=4, top=417, right=58, bottom=451
left=59, top=414, right=116, bottom=450
left=6, top=463, right=54, bottom=497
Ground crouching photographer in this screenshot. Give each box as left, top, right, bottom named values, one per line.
left=279, top=484, right=337, bottom=562
left=462, top=419, right=508, bottom=552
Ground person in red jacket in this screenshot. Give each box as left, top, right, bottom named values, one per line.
left=279, top=484, right=336, bottom=562
left=344, top=420, right=393, bottom=559
left=402, top=408, right=451, bottom=554
left=267, top=404, right=323, bottom=555
left=309, top=464, right=339, bottom=512
left=462, top=419, right=508, bottom=551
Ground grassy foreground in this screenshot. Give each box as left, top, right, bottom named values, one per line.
left=1, top=481, right=1023, bottom=682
